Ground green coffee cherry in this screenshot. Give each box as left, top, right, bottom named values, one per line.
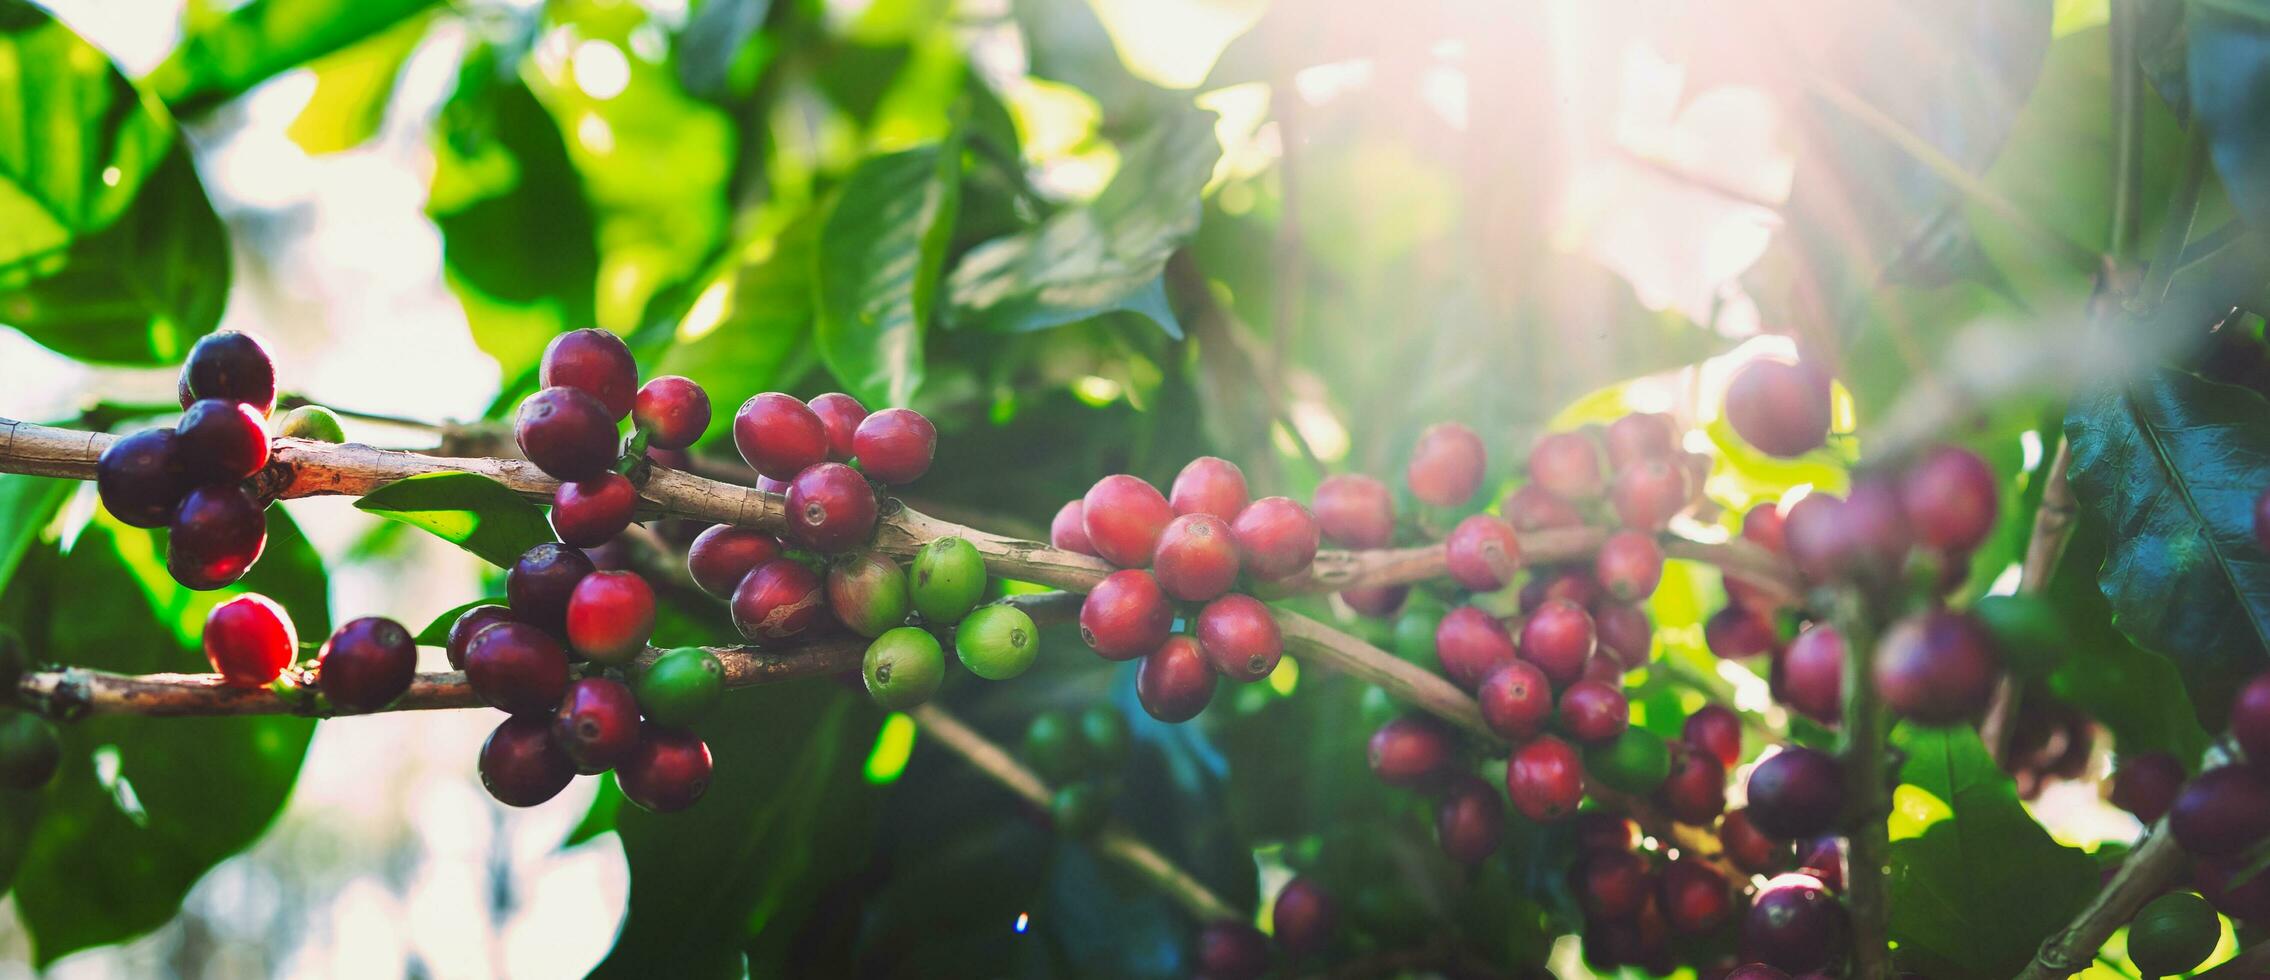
left=828, top=551, right=910, bottom=639
left=0, top=710, right=61, bottom=791
left=1078, top=705, right=1129, bottom=769
left=2127, top=891, right=2219, bottom=978
left=634, top=647, right=725, bottom=726
left=1583, top=726, right=1670, bottom=796
left=910, top=537, right=986, bottom=624
left=278, top=405, right=346, bottom=443
left=1050, top=783, right=1106, bottom=837
left=1391, top=605, right=1443, bottom=671
left=863, top=627, right=944, bottom=710
left=1972, top=593, right=2068, bottom=679
left=1022, top=710, right=1086, bottom=783
left=954, top=604, right=1038, bottom=680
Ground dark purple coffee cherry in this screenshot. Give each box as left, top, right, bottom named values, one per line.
left=686, top=525, right=782, bottom=600
left=2171, top=765, right=2270, bottom=856
left=446, top=604, right=516, bottom=670
left=317, top=616, right=416, bottom=712
left=1706, top=605, right=1778, bottom=660
left=2256, top=486, right=2270, bottom=554
left=1742, top=873, right=1850, bottom=972
left=1721, top=807, right=1794, bottom=875
left=618, top=723, right=713, bottom=812
left=1171, top=456, right=1250, bottom=522
left=507, top=542, right=595, bottom=638
left=1900, top=444, right=1998, bottom=554
left=516, top=386, right=619, bottom=481
left=176, top=398, right=271, bottom=484
left=2230, top=672, right=2270, bottom=767
left=1780, top=492, right=1847, bottom=583
left=1725, top=358, right=1832, bottom=458
left=1435, top=773, right=1506, bottom=863
left=734, top=392, right=829, bottom=481
left=1658, top=744, right=1727, bottom=825
left=852, top=407, right=936, bottom=485
left=1193, top=920, right=1269, bottom=980
left=1576, top=810, right=1640, bottom=854
left=551, top=472, right=638, bottom=547
left=168, top=484, right=267, bottom=590
left=552, top=677, right=641, bottom=773
left=1658, top=856, right=1734, bottom=934
left=1446, top=514, right=1523, bottom=592
left=1137, top=635, right=1215, bottom=722
left=1873, top=610, right=2001, bottom=726
left=783, top=461, right=878, bottom=552
left=1577, top=850, right=1650, bottom=920
left=179, top=330, right=277, bottom=416
left=807, top=392, right=867, bottom=460
left=1271, top=876, right=1336, bottom=957
left=479, top=714, right=576, bottom=807
left=731, top=558, right=826, bottom=644
left=540, top=328, right=637, bottom=420
left=1796, top=835, right=1846, bottom=892
left=1777, top=624, right=1845, bottom=724
left=465, top=622, right=570, bottom=716
left=1196, top=593, right=1282, bottom=682
left=1745, top=748, right=1844, bottom=839
left=632, top=375, right=711, bottom=450
left=2111, top=752, right=2186, bottom=824
left=96, top=428, right=188, bottom=528
left=1683, top=704, right=1743, bottom=768
left=1838, top=477, right=1912, bottom=577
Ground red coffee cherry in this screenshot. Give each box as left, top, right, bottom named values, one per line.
left=686, top=525, right=781, bottom=600
left=1658, top=744, right=1727, bottom=824
left=1706, top=605, right=1778, bottom=661
left=1780, top=492, right=1847, bottom=582
left=1170, top=456, right=1250, bottom=522
left=1682, top=704, right=1743, bottom=768
left=516, top=386, right=620, bottom=482
left=2110, top=752, right=2186, bottom=824
left=479, top=714, right=576, bottom=807
left=1522, top=568, right=1603, bottom=613
left=1519, top=598, right=1595, bottom=688
left=180, top=330, right=278, bottom=415
left=1050, top=500, right=1095, bottom=555
left=1742, top=873, right=1850, bottom=972
left=96, top=428, right=189, bottom=528
left=317, top=616, right=415, bottom=712
left=1271, top=876, right=1336, bottom=957
left=733, top=392, right=829, bottom=481
left=1745, top=748, right=1844, bottom=839
left=1721, top=807, right=1794, bottom=875
left=1502, top=484, right=1584, bottom=532
left=2172, top=765, right=2270, bottom=856
left=1406, top=422, right=1485, bottom=507
left=1725, top=358, right=1832, bottom=458
left=1479, top=660, right=1554, bottom=741
left=617, top=723, right=713, bottom=812
left=1435, top=774, right=1505, bottom=863
left=1776, top=624, right=1844, bottom=724
left=465, top=622, right=570, bottom=716
left=2230, top=673, right=2270, bottom=765
left=784, top=461, right=878, bottom=552
left=1083, top=474, right=1173, bottom=568
left=1606, top=412, right=1679, bottom=471
left=176, top=398, right=270, bottom=484
left=1507, top=734, right=1584, bottom=821
left=1311, top=473, right=1394, bottom=548
left=1153, top=513, right=1239, bottom=602
left=1196, top=594, right=1283, bottom=682
left=1658, top=857, right=1734, bottom=934
left=1435, top=605, right=1517, bottom=691
left=853, top=407, right=936, bottom=484
left=1576, top=811, right=1640, bottom=853
left=1594, top=531, right=1664, bottom=602
left=1611, top=458, right=1687, bottom=531
left=632, top=376, right=712, bottom=450
left=1577, top=850, right=1650, bottom=920
left=203, top=594, right=296, bottom=688
left=552, top=677, right=641, bottom=773
left=1873, top=610, right=2000, bottom=726
left=1194, top=920, right=1269, bottom=980
left=1593, top=602, right=1653, bottom=669
left=1231, top=496, right=1320, bottom=581
left=1339, top=584, right=1407, bottom=617
left=507, top=542, right=595, bottom=638
left=168, top=484, right=268, bottom=590
left=1558, top=680, right=1629, bottom=744
left=730, top=558, right=825, bottom=644
left=551, top=472, right=638, bottom=547
left=566, top=570, right=656, bottom=664
left=1899, top=444, right=1998, bottom=554
left=1528, top=431, right=1605, bottom=500
left=1445, top=514, right=1522, bottom=592
left=755, top=474, right=789, bottom=495
left=1742, top=501, right=1787, bottom=554
left=1080, top=569, right=1174, bottom=660
left=1369, top=716, right=1453, bottom=787
left=1839, top=478, right=1912, bottom=577
left=540, top=328, right=637, bottom=420
left=446, top=604, right=515, bottom=670
left=807, top=392, right=867, bottom=460
left=1137, top=635, right=1215, bottom=722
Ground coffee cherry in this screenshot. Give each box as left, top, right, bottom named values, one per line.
left=784, top=461, right=878, bottom=552
left=1231, top=496, right=1320, bottom=581
left=1780, top=492, right=1847, bottom=582
left=552, top=677, right=640, bottom=773
left=1659, top=744, right=1727, bottom=824
left=1501, top=484, right=1582, bottom=532
left=852, top=408, right=936, bottom=484
left=731, top=558, right=826, bottom=643
left=1742, top=874, right=1849, bottom=972
left=1194, top=921, right=1269, bottom=980
left=1170, top=456, right=1250, bottom=522
left=1578, top=850, right=1650, bottom=920
left=176, top=398, right=271, bottom=484
left=465, top=622, right=570, bottom=716
left=2231, top=673, right=2270, bottom=766
left=1196, top=594, right=1282, bottom=682
left=2110, top=752, right=2186, bottom=824
left=1435, top=773, right=1505, bottom=863
left=1312, top=473, right=1394, bottom=548
left=1606, top=412, right=1679, bottom=470
left=516, top=386, right=619, bottom=482
left=566, top=571, right=655, bottom=665
left=807, top=392, right=867, bottom=460
left=2258, top=487, right=2270, bottom=554
left=551, top=472, right=637, bottom=547
left=1508, top=734, right=1584, bottom=821
left=1435, top=605, right=1517, bottom=691
left=1839, top=478, right=1912, bottom=577
left=1529, top=431, right=1605, bottom=500
left=1558, top=680, right=1629, bottom=744
left=2171, top=765, right=2270, bottom=855
left=1023, top=710, right=1088, bottom=782
left=0, top=711, right=61, bottom=790
left=1659, top=857, right=1733, bottom=934
left=1742, top=501, right=1787, bottom=553
left=1777, top=625, right=1844, bottom=724
left=956, top=603, right=1038, bottom=680
left=540, top=328, right=637, bottom=419
left=755, top=475, right=790, bottom=495
left=202, top=594, right=295, bottom=687
left=96, top=428, right=187, bottom=528
left=1587, top=726, right=1673, bottom=795
left=1445, top=514, right=1522, bottom=592
left=2128, top=891, right=2219, bottom=978
left=1050, top=783, right=1106, bottom=837
left=2197, top=855, right=2270, bottom=922
left=1724, top=966, right=1790, bottom=980
left=1746, top=748, right=1844, bottom=839
left=1593, top=602, right=1653, bottom=669
left=863, top=626, right=944, bottom=709
left=1272, top=876, right=1335, bottom=957
left=629, top=376, right=710, bottom=451
left=1900, top=444, right=1998, bottom=554
left=910, top=536, right=986, bottom=624
left=618, top=723, right=712, bottom=812
left=1479, top=660, right=1554, bottom=740
left=1873, top=610, right=2000, bottom=725
left=445, top=605, right=514, bottom=670
left=686, top=525, right=781, bottom=600
left=1725, top=358, right=1832, bottom=458
left=1369, top=716, right=1453, bottom=787
left=1576, top=811, right=1640, bottom=853
left=1722, top=807, right=1794, bottom=875
left=1079, top=706, right=1130, bottom=768
left=1083, top=474, right=1172, bottom=568
left=1519, top=598, right=1595, bottom=688
left=1080, top=569, right=1174, bottom=660
left=1406, top=422, right=1486, bottom=507
left=1796, top=835, right=1846, bottom=892
left=1706, top=605, right=1778, bottom=661
left=1593, top=531, right=1663, bottom=602
left=316, top=616, right=415, bottom=712
left=826, top=551, right=910, bottom=638
left=168, top=484, right=267, bottom=590
left=1338, top=584, right=1407, bottom=617
left=733, top=392, right=829, bottom=481
left=634, top=646, right=725, bottom=725
left=479, top=714, right=576, bottom=807
left=507, top=542, right=595, bottom=638
left=1609, top=459, right=1686, bottom=532
left=1137, top=635, right=1214, bottom=721
left=1050, top=500, right=1094, bottom=555
left=1682, top=704, right=1743, bottom=768
left=1153, top=513, right=1239, bottom=601
left=179, top=330, right=278, bottom=415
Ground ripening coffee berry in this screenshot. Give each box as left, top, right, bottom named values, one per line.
left=1137, top=635, right=1214, bottom=722
left=96, top=428, right=187, bottom=528
left=1593, top=602, right=1653, bottom=669
left=1369, top=716, right=1453, bottom=787
left=755, top=474, right=789, bottom=495
left=1575, top=811, right=1640, bottom=854
left=176, top=398, right=271, bottom=484
left=1611, top=459, right=1687, bottom=531
left=2127, top=892, right=2219, bottom=978
left=516, top=386, right=619, bottom=482
left=566, top=571, right=655, bottom=665
left=1023, top=711, right=1087, bottom=783
left=910, top=536, right=986, bottom=624
left=1900, top=444, right=1998, bottom=554
left=1780, top=492, right=1847, bottom=583
left=551, top=472, right=638, bottom=547
left=1725, top=358, right=1832, bottom=458
left=731, top=558, right=826, bottom=643
left=1745, top=748, right=1844, bottom=839
left=508, top=542, right=595, bottom=638
left=180, top=330, right=278, bottom=414
left=317, top=616, right=415, bottom=712
left=1080, top=706, right=1130, bottom=768
left=1593, top=531, right=1664, bottom=602
left=1445, top=514, right=1522, bottom=591
left=1231, top=496, right=1320, bottom=581
left=734, top=393, right=829, bottom=481
left=1508, top=734, right=1585, bottom=821
left=1153, top=513, right=1239, bottom=601
left=203, top=594, right=295, bottom=688
left=1479, top=660, right=1554, bottom=740
left=1519, top=598, right=1595, bottom=688
left=784, top=461, right=878, bottom=552
left=1050, top=500, right=1094, bottom=555
left=1658, top=744, right=1727, bottom=825
left=1272, top=876, right=1336, bottom=957
left=1873, top=610, right=2000, bottom=725
left=1311, top=473, right=1394, bottom=548
left=632, top=376, right=711, bottom=450
left=1777, top=625, right=1844, bottom=724
left=852, top=407, right=936, bottom=484
left=618, top=723, right=713, bottom=812
left=1435, top=774, right=1506, bottom=863
left=1586, top=726, right=1672, bottom=796
left=1743, top=501, right=1787, bottom=553
left=1796, top=835, right=1846, bottom=892
left=1194, top=921, right=1269, bottom=980
left=1577, top=850, right=1649, bottom=920
left=807, top=392, right=867, bottom=460
left=827, top=551, right=910, bottom=638
left=1436, top=605, right=1517, bottom=691
left=1706, top=605, right=1778, bottom=661
left=1722, top=807, right=1793, bottom=875
left=1502, top=485, right=1583, bottom=533
left=1406, top=422, right=1486, bottom=507
left=540, top=328, right=637, bottom=420
left=478, top=714, right=576, bottom=807
left=1528, top=431, right=1605, bottom=500
left=1606, top=412, right=1678, bottom=471
left=0, top=712, right=60, bottom=791
left=2230, top=673, right=2270, bottom=766
left=552, top=677, right=641, bottom=773
left=168, top=484, right=268, bottom=590
left=465, top=622, right=570, bottom=716
left=1839, top=478, right=1912, bottom=576
left=2172, top=765, right=2270, bottom=856
left=1558, top=680, right=1629, bottom=744
left=445, top=605, right=515, bottom=670
left=2111, top=752, right=2186, bottom=824
left=1082, top=475, right=1172, bottom=568
left=1659, top=857, right=1734, bottom=934
left=863, top=626, right=944, bottom=710
left=1080, top=569, right=1174, bottom=660
left=1196, top=594, right=1282, bottom=682
left=686, top=525, right=781, bottom=600
left=1170, top=456, right=1249, bottom=522
left=634, top=646, right=725, bottom=725
left=1339, top=584, right=1407, bottom=617
left=1683, top=704, right=1743, bottom=768
left=1050, top=783, right=1106, bottom=837
left=956, top=603, right=1039, bottom=680
left=1742, top=874, right=1850, bottom=972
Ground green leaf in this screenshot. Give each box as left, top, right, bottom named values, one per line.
left=2048, top=514, right=2213, bottom=760
left=1886, top=726, right=2096, bottom=979
left=413, top=597, right=504, bottom=647
left=1010, top=0, right=1171, bottom=121
left=564, top=773, right=624, bottom=849
left=655, top=217, right=819, bottom=434
left=2065, top=367, right=2270, bottom=725
left=355, top=472, right=556, bottom=568
left=0, top=474, right=67, bottom=594
left=815, top=143, right=961, bottom=407
left=2191, top=1, right=2270, bottom=229
left=144, top=0, right=438, bottom=117
left=284, top=9, right=436, bottom=155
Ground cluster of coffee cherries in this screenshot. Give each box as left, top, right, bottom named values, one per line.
left=1020, top=706, right=1130, bottom=836
left=511, top=328, right=714, bottom=545
left=1191, top=876, right=1337, bottom=979
left=2104, top=669, right=2270, bottom=953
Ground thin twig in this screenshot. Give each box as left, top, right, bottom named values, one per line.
left=1981, top=435, right=2078, bottom=764
left=2196, top=941, right=2270, bottom=979
left=1831, top=588, right=1891, bottom=980
left=2014, top=822, right=2186, bottom=980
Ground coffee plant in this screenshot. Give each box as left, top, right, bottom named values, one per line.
left=10, top=0, right=2270, bottom=977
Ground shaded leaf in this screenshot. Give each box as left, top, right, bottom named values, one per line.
left=1011, top=0, right=1172, bottom=121
left=355, top=472, right=556, bottom=568
left=2048, top=513, right=2213, bottom=760
left=677, top=0, right=775, bottom=100
left=655, top=217, right=820, bottom=442
left=816, top=142, right=961, bottom=407
left=284, top=9, right=435, bottom=155
left=2191, top=0, right=2270, bottom=229
left=145, top=0, right=437, bottom=117
left=0, top=473, right=67, bottom=592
